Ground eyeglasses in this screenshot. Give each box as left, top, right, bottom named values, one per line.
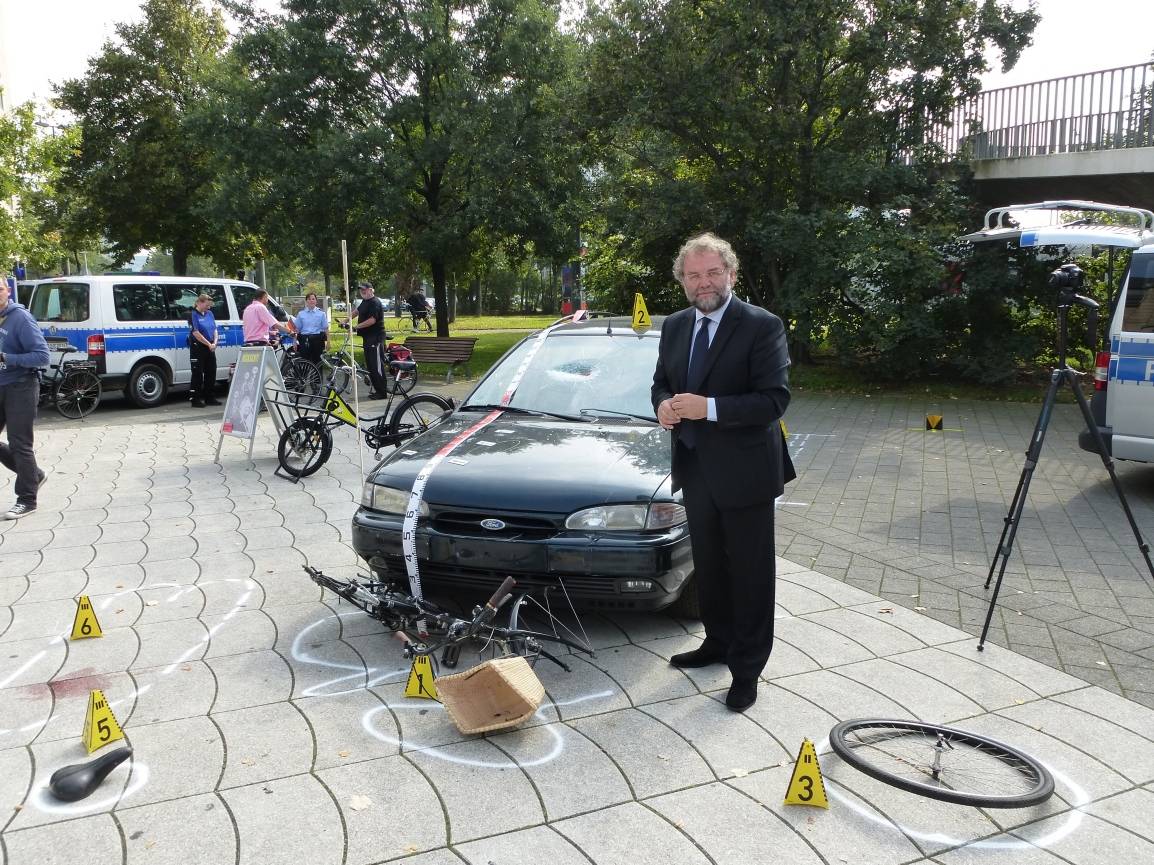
left=685, top=268, right=727, bottom=282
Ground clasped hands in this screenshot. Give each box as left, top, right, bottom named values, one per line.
left=657, top=393, right=707, bottom=430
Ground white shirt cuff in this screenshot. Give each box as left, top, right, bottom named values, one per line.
left=706, top=398, right=716, bottom=422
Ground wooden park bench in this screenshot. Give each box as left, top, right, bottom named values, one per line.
left=404, top=336, right=479, bottom=383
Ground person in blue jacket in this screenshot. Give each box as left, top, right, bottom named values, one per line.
left=0, top=280, right=50, bottom=519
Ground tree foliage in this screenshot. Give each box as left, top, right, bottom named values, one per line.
left=580, top=0, right=1038, bottom=369
left=221, top=0, right=586, bottom=334
left=55, top=0, right=238, bottom=274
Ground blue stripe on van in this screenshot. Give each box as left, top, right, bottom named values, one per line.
left=1116, top=339, right=1154, bottom=359
left=40, top=324, right=273, bottom=352
left=1114, top=357, right=1154, bottom=384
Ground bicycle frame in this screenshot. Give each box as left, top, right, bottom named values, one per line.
left=304, top=566, right=594, bottom=672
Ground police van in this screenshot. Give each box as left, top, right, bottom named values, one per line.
left=964, top=200, right=1154, bottom=463
left=27, top=275, right=290, bottom=407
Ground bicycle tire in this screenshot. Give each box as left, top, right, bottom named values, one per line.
left=284, top=358, right=322, bottom=404
left=828, top=718, right=1054, bottom=808
left=55, top=369, right=102, bottom=419
left=388, top=393, right=452, bottom=442
left=277, top=417, right=333, bottom=477
left=388, top=365, right=418, bottom=396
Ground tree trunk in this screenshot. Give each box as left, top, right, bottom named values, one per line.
left=172, top=243, right=190, bottom=276
left=431, top=254, right=449, bottom=336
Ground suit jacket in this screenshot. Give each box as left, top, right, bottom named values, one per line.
left=651, top=296, right=794, bottom=509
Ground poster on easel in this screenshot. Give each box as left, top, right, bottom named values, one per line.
left=215, top=346, right=290, bottom=463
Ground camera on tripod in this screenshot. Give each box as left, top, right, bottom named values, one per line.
left=1048, top=262, right=1085, bottom=291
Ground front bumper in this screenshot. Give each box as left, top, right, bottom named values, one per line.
left=352, top=506, right=694, bottom=612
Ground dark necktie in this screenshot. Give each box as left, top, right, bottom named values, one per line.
left=680, top=317, right=711, bottom=448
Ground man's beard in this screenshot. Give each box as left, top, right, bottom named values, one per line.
left=692, top=284, right=730, bottom=313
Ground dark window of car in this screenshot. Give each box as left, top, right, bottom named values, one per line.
left=166, top=285, right=228, bottom=321
left=29, top=283, right=90, bottom=322
left=113, top=284, right=170, bottom=321
left=468, top=330, right=661, bottom=418
left=1122, top=254, right=1154, bottom=333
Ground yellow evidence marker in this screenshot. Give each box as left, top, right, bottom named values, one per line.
left=404, top=654, right=439, bottom=700
left=631, top=293, right=652, bottom=333
left=783, top=738, right=829, bottom=808
left=925, top=414, right=944, bottom=431
left=82, top=689, right=125, bottom=753
left=70, top=596, right=103, bottom=640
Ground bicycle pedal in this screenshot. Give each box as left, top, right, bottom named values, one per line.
left=441, top=644, right=461, bottom=669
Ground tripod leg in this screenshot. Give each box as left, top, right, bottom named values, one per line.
left=979, top=369, right=1064, bottom=649
left=1067, top=372, right=1154, bottom=581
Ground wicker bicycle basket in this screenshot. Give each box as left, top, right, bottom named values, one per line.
left=435, top=656, right=545, bottom=735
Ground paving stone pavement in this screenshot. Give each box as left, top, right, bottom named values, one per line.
left=3, top=396, right=1154, bottom=863
left=778, top=393, right=1154, bottom=710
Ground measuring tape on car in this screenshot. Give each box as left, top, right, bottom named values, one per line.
left=401, top=326, right=556, bottom=632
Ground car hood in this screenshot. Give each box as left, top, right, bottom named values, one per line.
left=369, top=412, right=674, bottom=512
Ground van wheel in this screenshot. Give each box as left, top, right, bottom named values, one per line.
left=127, top=363, right=168, bottom=408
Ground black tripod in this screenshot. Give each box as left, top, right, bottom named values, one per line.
left=978, top=272, right=1154, bottom=650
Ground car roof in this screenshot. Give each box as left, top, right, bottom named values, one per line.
left=960, top=200, right=1154, bottom=249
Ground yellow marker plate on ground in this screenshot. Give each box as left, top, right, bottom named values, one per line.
left=82, top=689, right=125, bottom=753
left=70, top=596, right=103, bottom=640
left=783, top=738, right=829, bottom=808
left=925, top=414, right=944, bottom=431
left=405, top=655, right=439, bottom=700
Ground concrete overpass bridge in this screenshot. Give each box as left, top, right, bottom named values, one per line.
left=933, top=62, right=1154, bottom=207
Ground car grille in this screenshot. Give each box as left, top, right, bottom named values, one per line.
left=378, top=555, right=611, bottom=597
left=430, top=509, right=562, bottom=539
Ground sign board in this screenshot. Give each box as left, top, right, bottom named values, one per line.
left=215, top=346, right=291, bottom=463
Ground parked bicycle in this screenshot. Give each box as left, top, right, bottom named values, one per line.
left=312, top=329, right=418, bottom=399
left=304, top=567, right=593, bottom=671
left=39, top=342, right=102, bottom=419
left=274, top=360, right=451, bottom=477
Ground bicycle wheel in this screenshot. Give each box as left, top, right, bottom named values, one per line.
left=388, top=365, right=418, bottom=395
left=388, top=393, right=452, bottom=442
left=277, top=418, right=333, bottom=477
left=828, top=718, right=1054, bottom=808
left=284, top=358, right=322, bottom=404
left=55, top=369, right=102, bottom=419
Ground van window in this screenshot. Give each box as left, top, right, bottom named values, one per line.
left=167, top=285, right=228, bottom=321
left=29, top=283, right=90, bottom=322
left=232, top=285, right=288, bottom=322
left=1121, top=255, right=1154, bottom=333
left=114, top=284, right=169, bottom=321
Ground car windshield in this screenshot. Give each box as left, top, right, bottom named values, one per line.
left=468, top=329, right=660, bottom=419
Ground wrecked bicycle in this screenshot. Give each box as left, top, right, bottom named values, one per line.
left=304, top=567, right=594, bottom=671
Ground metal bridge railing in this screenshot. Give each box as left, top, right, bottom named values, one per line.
left=931, top=62, right=1154, bottom=160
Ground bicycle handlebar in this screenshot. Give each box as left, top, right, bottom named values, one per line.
left=486, top=576, right=517, bottom=612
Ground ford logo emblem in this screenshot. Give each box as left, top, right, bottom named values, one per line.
left=480, top=518, right=506, bottom=531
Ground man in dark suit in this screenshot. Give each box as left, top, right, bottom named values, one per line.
left=652, top=232, right=794, bottom=712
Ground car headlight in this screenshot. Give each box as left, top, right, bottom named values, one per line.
left=565, top=503, right=686, bottom=531
left=361, top=483, right=429, bottom=516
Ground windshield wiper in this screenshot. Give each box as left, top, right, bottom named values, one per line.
left=580, top=408, right=659, bottom=424
left=459, top=403, right=590, bottom=422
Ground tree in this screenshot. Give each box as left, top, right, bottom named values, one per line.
left=55, top=0, right=239, bottom=275
left=225, top=0, right=586, bottom=335
left=580, top=0, right=1038, bottom=358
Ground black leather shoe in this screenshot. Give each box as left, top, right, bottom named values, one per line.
left=670, top=646, right=727, bottom=669
left=191, top=398, right=206, bottom=408
left=726, top=677, right=758, bottom=712
left=205, top=398, right=222, bottom=406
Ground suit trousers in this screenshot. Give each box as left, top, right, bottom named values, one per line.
left=678, top=442, right=777, bottom=679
